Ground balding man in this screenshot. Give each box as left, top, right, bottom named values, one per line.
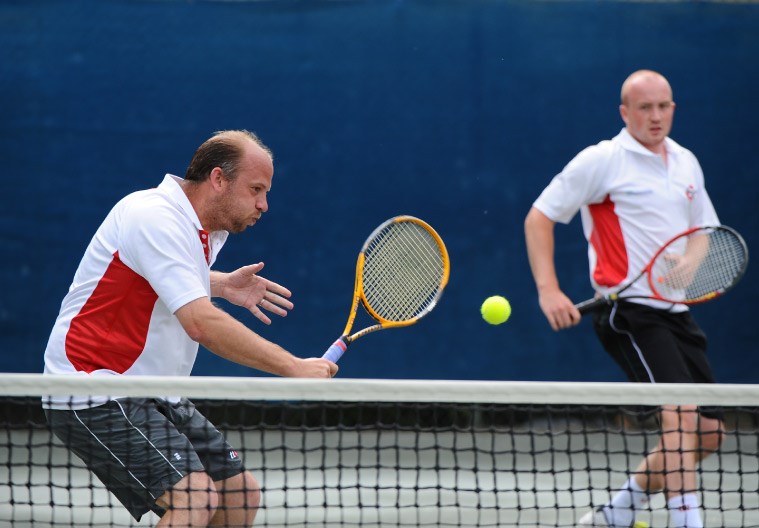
left=525, top=71, right=724, bottom=528
left=44, top=130, right=338, bottom=527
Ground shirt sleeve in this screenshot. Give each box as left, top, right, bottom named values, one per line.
left=533, top=142, right=613, bottom=224
left=686, top=153, right=720, bottom=227
left=118, top=202, right=209, bottom=314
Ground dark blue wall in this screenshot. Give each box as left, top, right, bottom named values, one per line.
left=1, top=0, right=757, bottom=382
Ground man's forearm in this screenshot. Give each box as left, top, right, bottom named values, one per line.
left=524, top=208, right=561, bottom=293
left=179, top=298, right=298, bottom=376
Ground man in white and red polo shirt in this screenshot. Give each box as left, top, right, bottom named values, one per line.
left=525, top=71, right=723, bottom=528
left=44, top=130, right=338, bottom=527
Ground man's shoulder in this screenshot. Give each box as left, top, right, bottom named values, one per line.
left=571, top=137, right=619, bottom=168
left=119, top=187, right=178, bottom=215
left=666, top=136, right=699, bottom=161
left=114, top=189, right=190, bottom=237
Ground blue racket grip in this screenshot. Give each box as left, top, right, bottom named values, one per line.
left=323, top=337, right=349, bottom=363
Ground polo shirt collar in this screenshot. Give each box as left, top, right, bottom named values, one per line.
left=159, top=174, right=204, bottom=231
left=616, top=127, right=681, bottom=158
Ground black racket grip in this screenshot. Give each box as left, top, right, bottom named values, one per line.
left=575, top=297, right=609, bottom=316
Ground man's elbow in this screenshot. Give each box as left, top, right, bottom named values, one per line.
left=175, top=299, right=216, bottom=344
left=525, top=207, right=553, bottom=233
left=524, top=207, right=542, bottom=234
left=182, top=320, right=206, bottom=344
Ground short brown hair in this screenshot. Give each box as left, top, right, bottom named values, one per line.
left=184, top=130, right=272, bottom=182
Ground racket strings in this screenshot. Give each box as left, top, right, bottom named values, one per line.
left=652, top=228, right=747, bottom=301
left=362, top=222, right=446, bottom=321
left=365, top=227, right=442, bottom=318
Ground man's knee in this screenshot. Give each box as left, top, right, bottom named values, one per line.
left=236, top=471, right=261, bottom=509
left=158, top=472, right=220, bottom=524
left=698, top=416, right=725, bottom=455
left=214, top=470, right=261, bottom=525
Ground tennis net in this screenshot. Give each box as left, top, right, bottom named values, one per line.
left=1, top=375, right=758, bottom=527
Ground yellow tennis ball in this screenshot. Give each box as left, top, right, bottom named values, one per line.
left=480, top=295, right=511, bottom=325
left=633, top=522, right=649, bottom=528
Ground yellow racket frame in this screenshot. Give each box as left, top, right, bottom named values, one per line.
left=343, top=215, right=450, bottom=342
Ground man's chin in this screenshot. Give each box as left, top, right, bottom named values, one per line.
left=228, top=224, right=248, bottom=234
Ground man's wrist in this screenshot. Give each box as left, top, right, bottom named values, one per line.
left=210, top=271, right=228, bottom=298
left=536, top=282, right=560, bottom=295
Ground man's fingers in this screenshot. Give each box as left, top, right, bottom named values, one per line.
left=243, top=262, right=265, bottom=274
left=548, top=306, right=580, bottom=331
left=257, top=298, right=289, bottom=318
left=328, top=361, right=339, bottom=378
left=263, top=278, right=292, bottom=298
left=255, top=292, right=293, bottom=314
left=264, top=292, right=294, bottom=310
left=251, top=305, right=273, bottom=326
left=569, top=306, right=582, bottom=326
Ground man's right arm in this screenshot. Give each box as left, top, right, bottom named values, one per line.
left=175, top=297, right=337, bottom=378
left=524, top=207, right=581, bottom=331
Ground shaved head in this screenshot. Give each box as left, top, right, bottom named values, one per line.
left=621, top=70, right=672, bottom=106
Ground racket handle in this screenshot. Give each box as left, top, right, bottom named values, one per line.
left=575, top=296, right=609, bottom=315
left=323, top=337, right=349, bottom=363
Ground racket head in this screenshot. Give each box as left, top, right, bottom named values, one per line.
left=647, top=225, right=748, bottom=304
left=356, top=216, right=450, bottom=328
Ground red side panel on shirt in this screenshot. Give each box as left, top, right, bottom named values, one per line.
left=588, top=195, right=628, bottom=287
left=65, top=251, right=159, bottom=374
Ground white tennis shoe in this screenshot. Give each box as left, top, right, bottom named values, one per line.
left=577, top=507, right=610, bottom=527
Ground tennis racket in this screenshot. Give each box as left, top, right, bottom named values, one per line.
left=576, top=225, right=748, bottom=315
left=322, top=216, right=450, bottom=363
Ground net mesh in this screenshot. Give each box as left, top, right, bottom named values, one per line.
left=2, top=376, right=758, bottom=528
left=651, top=226, right=748, bottom=302
left=361, top=219, right=447, bottom=322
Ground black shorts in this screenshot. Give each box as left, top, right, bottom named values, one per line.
left=591, top=301, right=722, bottom=419
left=45, top=398, right=245, bottom=521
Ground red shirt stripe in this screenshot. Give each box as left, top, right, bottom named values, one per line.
left=588, top=195, right=628, bottom=287
left=65, top=251, right=159, bottom=374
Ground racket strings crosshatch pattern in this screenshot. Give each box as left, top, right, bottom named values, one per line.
left=577, top=225, right=748, bottom=315
left=362, top=221, right=447, bottom=322
left=323, top=216, right=450, bottom=363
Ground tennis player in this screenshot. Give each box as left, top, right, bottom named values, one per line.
left=524, top=71, right=725, bottom=528
left=43, top=130, right=338, bottom=527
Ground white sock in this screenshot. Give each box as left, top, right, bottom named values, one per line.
left=603, top=477, right=649, bottom=528
left=668, top=493, right=702, bottom=528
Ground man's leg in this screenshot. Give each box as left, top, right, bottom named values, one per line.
left=156, top=472, right=219, bottom=527
left=583, top=304, right=724, bottom=527
left=634, top=406, right=724, bottom=494
left=629, top=407, right=723, bottom=528
left=210, top=471, right=261, bottom=527
left=164, top=399, right=258, bottom=527
left=46, top=399, right=210, bottom=524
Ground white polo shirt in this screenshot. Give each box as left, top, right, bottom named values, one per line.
left=533, top=128, right=719, bottom=311
left=43, top=174, right=229, bottom=408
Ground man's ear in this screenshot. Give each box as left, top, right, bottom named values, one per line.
left=619, top=104, right=628, bottom=125
left=209, top=167, right=226, bottom=191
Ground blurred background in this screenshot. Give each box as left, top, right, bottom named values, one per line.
left=1, top=0, right=757, bottom=383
